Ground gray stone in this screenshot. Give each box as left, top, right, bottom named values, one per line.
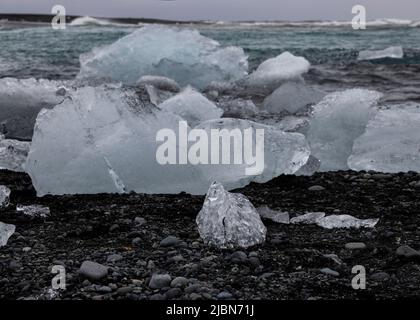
left=396, top=245, right=420, bottom=259
left=230, top=251, right=248, bottom=264
left=345, top=242, right=367, bottom=250
left=79, top=261, right=108, bottom=281
left=320, top=268, right=339, bottom=277
left=106, top=254, right=123, bottom=263
left=217, top=291, right=233, bottom=299
left=370, top=272, right=390, bottom=282
left=160, top=236, right=180, bottom=247
left=308, top=185, right=325, bottom=191
left=170, top=276, right=189, bottom=288
left=149, top=273, right=172, bottom=289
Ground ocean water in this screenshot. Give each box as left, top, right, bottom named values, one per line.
left=1, top=19, right=420, bottom=104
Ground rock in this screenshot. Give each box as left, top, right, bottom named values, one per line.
left=117, top=286, right=133, bottom=295
left=308, top=185, right=325, bottom=191
left=345, top=242, right=367, bottom=250
left=150, top=293, right=166, bottom=300
left=320, top=268, right=339, bottom=277
left=106, top=254, right=123, bottom=263
left=0, top=222, right=15, bottom=247
left=396, top=245, right=420, bottom=259
left=149, top=274, right=172, bottom=289
left=132, top=237, right=142, bottom=247
left=170, top=276, right=189, bottom=288
left=217, top=291, right=233, bottom=299
left=160, top=236, right=180, bottom=247
left=230, top=251, right=248, bottom=264
left=165, top=288, right=182, bottom=299
left=370, top=272, right=390, bottom=282
left=134, top=217, right=146, bottom=225
left=79, top=261, right=108, bottom=281
left=0, top=185, right=11, bottom=208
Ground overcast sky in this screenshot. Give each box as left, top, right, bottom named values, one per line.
left=0, top=0, right=419, bottom=21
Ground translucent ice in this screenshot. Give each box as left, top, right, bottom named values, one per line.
left=0, top=135, right=30, bottom=172
left=158, top=86, right=223, bottom=126
left=78, top=25, right=248, bottom=89
left=348, top=105, right=420, bottom=172
left=307, top=89, right=382, bottom=171
left=357, top=46, right=403, bottom=61
left=218, top=98, right=258, bottom=118
left=0, top=222, right=15, bottom=247
left=0, top=185, right=11, bottom=208
left=0, top=78, right=67, bottom=140
left=195, top=118, right=311, bottom=190
left=316, top=215, right=379, bottom=229
left=196, top=182, right=266, bottom=249
left=247, top=52, right=310, bottom=91
left=262, top=81, right=325, bottom=114
left=257, top=205, right=290, bottom=224
left=290, top=212, right=326, bottom=224
left=16, top=204, right=50, bottom=219
left=295, top=155, right=321, bottom=176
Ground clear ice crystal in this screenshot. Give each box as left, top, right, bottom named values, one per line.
left=0, top=134, right=30, bottom=172
left=16, top=204, right=51, bottom=218
left=158, top=86, right=223, bottom=126
left=357, top=46, right=403, bottom=61
left=290, top=212, right=326, bottom=224
left=196, top=182, right=266, bottom=249
left=0, top=221, right=15, bottom=247
left=257, top=205, right=290, bottom=224
left=348, top=105, right=420, bottom=173
left=316, top=215, right=379, bottom=229
left=78, top=25, right=248, bottom=89
left=307, top=89, right=382, bottom=171
left=0, top=185, right=11, bottom=208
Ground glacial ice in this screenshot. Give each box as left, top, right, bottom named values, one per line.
left=196, top=182, right=266, bottom=249
left=78, top=25, right=248, bottom=89
left=257, top=205, right=290, bottom=224
left=194, top=118, right=311, bottom=190
left=0, top=222, right=15, bottom=247
left=158, top=86, right=223, bottom=127
left=262, top=81, right=325, bottom=114
left=16, top=204, right=50, bottom=219
left=295, top=155, right=321, bottom=176
left=137, top=75, right=181, bottom=93
left=218, top=98, right=258, bottom=118
left=290, top=212, right=326, bottom=224
left=348, top=105, right=420, bottom=173
left=0, top=135, right=30, bottom=172
left=0, top=185, right=11, bottom=208
left=316, top=215, right=379, bottom=229
left=0, top=78, right=67, bottom=140
left=357, top=46, right=404, bottom=61
left=307, top=89, right=382, bottom=171
left=246, top=52, right=310, bottom=91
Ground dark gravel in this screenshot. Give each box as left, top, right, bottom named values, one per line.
left=1, top=169, right=420, bottom=300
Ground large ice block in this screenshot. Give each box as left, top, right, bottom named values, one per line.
left=196, top=182, right=266, bottom=249
left=307, top=89, right=382, bottom=171
left=0, top=222, right=15, bottom=247
left=78, top=25, right=248, bottom=89
left=348, top=105, right=420, bottom=172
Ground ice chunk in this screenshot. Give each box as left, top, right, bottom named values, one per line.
left=78, top=25, right=248, bottom=89
left=26, top=86, right=207, bottom=196
left=218, top=98, right=258, bottom=118
left=247, top=52, right=310, bottom=91
left=144, top=84, right=175, bottom=106
left=262, top=82, right=325, bottom=114
left=295, top=155, right=321, bottom=176
left=195, top=118, right=311, bottom=190
left=307, top=89, right=382, bottom=171
left=0, top=222, right=15, bottom=247
left=0, top=135, right=30, bottom=172
left=0, top=78, right=67, bottom=140
left=316, top=215, right=379, bottom=229
left=348, top=105, right=420, bottom=173
left=158, top=86, right=223, bottom=126
left=137, top=75, right=180, bottom=93
left=357, top=46, right=404, bottom=61
left=0, top=185, right=11, bottom=208
left=16, top=204, right=50, bottom=219
left=290, top=212, right=326, bottom=224
left=196, top=182, right=266, bottom=249
left=257, top=205, right=290, bottom=224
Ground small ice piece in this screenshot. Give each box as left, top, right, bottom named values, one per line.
left=290, top=212, right=326, bottom=224
left=218, top=98, right=258, bottom=118
left=0, top=185, right=11, bottom=208
left=348, top=105, right=420, bottom=173
left=16, top=204, right=50, bottom=218
left=262, top=82, right=325, bottom=114
left=357, top=46, right=403, bottom=61
left=78, top=25, right=248, bottom=89
left=136, top=75, right=181, bottom=93
left=0, top=135, right=30, bottom=172
left=307, top=89, right=382, bottom=171
left=0, top=222, right=15, bottom=246
left=257, top=205, right=290, bottom=224
left=295, top=155, right=321, bottom=176
left=158, top=86, right=223, bottom=126
left=196, top=182, right=266, bottom=249
left=0, top=78, right=67, bottom=140
left=316, top=215, right=379, bottom=229
left=144, top=84, right=175, bottom=106
left=247, top=52, right=310, bottom=91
